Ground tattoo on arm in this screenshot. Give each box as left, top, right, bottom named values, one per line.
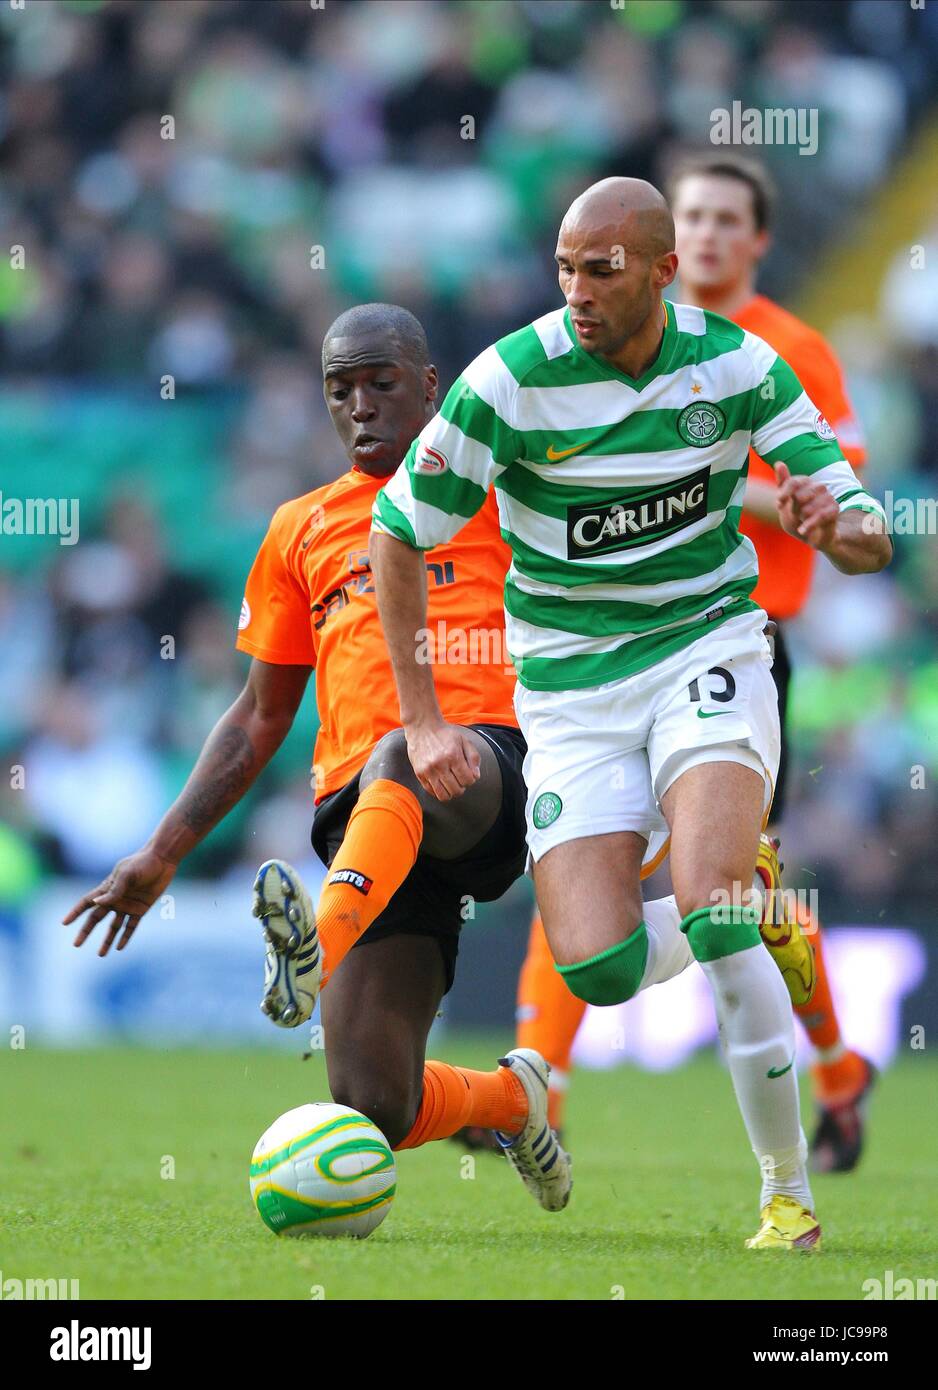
left=180, top=724, right=257, bottom=836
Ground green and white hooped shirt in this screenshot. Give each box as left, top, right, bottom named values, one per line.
left=373, top=301, right=885, bottom=692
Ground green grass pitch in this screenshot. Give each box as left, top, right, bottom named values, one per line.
left=3, top=1041, right=935, bottom=1301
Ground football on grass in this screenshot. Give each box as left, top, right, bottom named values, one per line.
left=250, top=1103, right=396, bottom=1238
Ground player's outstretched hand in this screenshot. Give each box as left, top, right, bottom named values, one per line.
left=403, top=718, right=482, bottom=801
left=62, top=848, right=178, bottom=956
left=774, top=462, right=839, bottom=550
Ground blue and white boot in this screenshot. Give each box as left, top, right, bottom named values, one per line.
left=252, top=859, right=321, bottom=1028
left=495, top=1048, right=572, bottom=1212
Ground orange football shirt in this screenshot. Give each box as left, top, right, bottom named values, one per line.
left=236, top=467, right=517, bottom=801
left=734, top=294, right=867, bottom=620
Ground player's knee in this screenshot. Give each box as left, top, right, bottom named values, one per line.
left=673, top=876, right=751, bottom=923
left=555, top=925, right=649, bottom=1006
left=420, top=736, right=502, bottom=856
left=330, top=1071, right=418, bottom=1149
left=360, top=729, right=420, bottom=797
left=418, top=791, right=470, bottom=853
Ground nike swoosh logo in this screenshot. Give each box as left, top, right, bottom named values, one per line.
left=545, top=442, right=589, bottom=461
left=767, top=1058, right=794, bottom=1079
left=697, top=708, right=732, bottom=719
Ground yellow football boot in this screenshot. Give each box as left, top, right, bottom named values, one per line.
left=745, top=1195, right=822, bottom=1251
left=755, top=835, right=816, bottom=1007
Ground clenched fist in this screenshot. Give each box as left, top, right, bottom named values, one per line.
left=774, top=461, right=839, bottom=550
left=403, top=718, right=482, bottom=801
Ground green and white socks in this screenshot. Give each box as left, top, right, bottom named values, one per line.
left=683, top=905, right=813, bottom=1211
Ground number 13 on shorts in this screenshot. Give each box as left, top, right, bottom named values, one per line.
left=688, top=664, right=737, bottom=716
left=650, top=645, right=781, bottom=820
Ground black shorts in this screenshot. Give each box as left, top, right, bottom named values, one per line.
left=769, top=619, right=792, bottom=822
left=311, top=724, right=528, bottom=993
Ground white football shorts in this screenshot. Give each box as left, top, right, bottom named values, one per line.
left=514, top=607, right=781, bottom=870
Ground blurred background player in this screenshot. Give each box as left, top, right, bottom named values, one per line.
left=504, top=156, right=875, bottom=1175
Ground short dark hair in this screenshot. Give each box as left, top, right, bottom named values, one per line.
left=322, top=302, right=429, bottom=372
left=667, top=153, right=775, bottom=232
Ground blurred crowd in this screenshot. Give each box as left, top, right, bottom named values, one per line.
left=1, top=0, right=937, bottom=924
left=3, top=0, right=935, bottom=389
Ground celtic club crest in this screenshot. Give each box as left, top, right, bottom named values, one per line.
left=677, top=401, right=726, bottom=448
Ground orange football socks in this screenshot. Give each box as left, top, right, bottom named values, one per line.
left=795, top=910, right=869, bottom=1104
left=794, top=910, right=839, bottom=1048
left=516, top=912, right=586, bottom=1129
left=317, top=778, right=423, bottom=986
left=395, top=1060, right=528, bottom=1150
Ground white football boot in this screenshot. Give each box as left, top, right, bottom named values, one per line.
left=252, top=859, right=321, bottom=1028
left=494, top=1048, right=572, bottom=1212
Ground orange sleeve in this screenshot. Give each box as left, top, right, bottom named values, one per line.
left=792, top=333, right=867, bottom=472
left=235, top=507, right=317, bottom=667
